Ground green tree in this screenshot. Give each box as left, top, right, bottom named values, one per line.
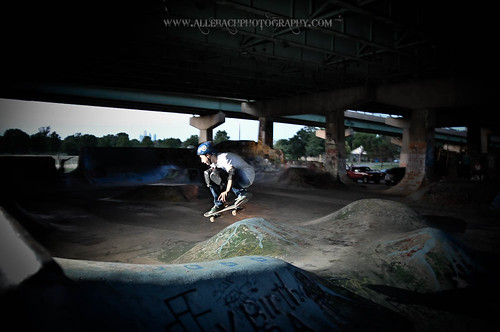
left=97, top=133, right=131, bottom=147
left=97, top=134, right=116, bottom=147
left=130, top=139, right=142, bottom=147
left=345, top=141, right=351, bottom=156
left=48, top=131, right=62, bottom=153
left=351, top=132, right=399, bottom=162
left=214, top=130, right=230, bottom=145
left=2, top=128, right=30, bottom=153
left=182, top=135, right=199, bottom=148
left=80, top=134, right=98, bottom=149
left=274, top=139, right=293, bottom=160
left=115, top=133, right=131, bottom=147
left=157, top=138, right=182, bottom=148
left=61, top=135, right=79, bottom=155
left=30, top=126, right=52, bottom=153
left=141, top=136, right=154, bottom=147
left=274, top=127, right=324, bottom=160
left=303, top=128, right=324, bottom=157
left=61, top=133, right=98, bottom=155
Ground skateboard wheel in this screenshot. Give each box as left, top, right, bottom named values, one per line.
left=210, top=216, right=216, bottom=222
left=231, top=210, right=237, bottom=216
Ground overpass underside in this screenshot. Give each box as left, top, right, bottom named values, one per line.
left=244, top=76, right=498, bottom=194
left=2, top=1, right=499, bottom=195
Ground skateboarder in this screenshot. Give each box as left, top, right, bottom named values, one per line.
left=197, top=141, right=255, bottom=215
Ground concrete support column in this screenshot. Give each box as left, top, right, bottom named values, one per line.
left=189, top=112, right=225, bottom=143
left=385, top=117, right=410, bottom=167
left=466, top=125, right=491, bottom=177
left=258, top=117, right=274, bottom=148
left=324, top=110, right=347, bottom=182
left=388, top=109, right=435, bottom=195
left=480, top=128, right=492, bottom=154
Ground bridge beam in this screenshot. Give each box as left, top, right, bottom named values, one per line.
left=189, top=112, right=225, bottom=143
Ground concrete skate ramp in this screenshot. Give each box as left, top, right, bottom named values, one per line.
left=54, top=256, right=410, bottom=331
left=0, top=207, right=410, bottom=331
left=78, top=147, right=201, bottom=185
left=167, top=201, right=493, bottom=330
left=175, top=201, right=482, bottom=294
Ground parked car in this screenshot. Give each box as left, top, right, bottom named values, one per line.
left=384, top=167, right=406, bottom=185
left=346, top=166, right=382, bottom=183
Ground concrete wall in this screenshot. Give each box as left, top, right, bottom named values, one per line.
left=78, top=147, right=203, bottom=185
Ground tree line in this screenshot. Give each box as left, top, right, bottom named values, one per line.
left=274, top=127, right=400, bottom=162
left=0, top=127, right=235, bottom=155
left=0, top=127, right=198, bottom=155
left=1, top=126, right=399, bottom=162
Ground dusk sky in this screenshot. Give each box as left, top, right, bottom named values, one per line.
left=0, top=98, right=304, bottom=142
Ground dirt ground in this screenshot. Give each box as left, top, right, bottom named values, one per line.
left=8, top=166, right=500, bottom=330
left=14, top=169, right=500, bottom=267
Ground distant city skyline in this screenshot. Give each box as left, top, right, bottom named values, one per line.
left=0, top=98, right=304, bottom=142
left=140, top=131, right=157, bottom=142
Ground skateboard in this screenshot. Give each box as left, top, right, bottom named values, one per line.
left=204, top=198, right=248, bottom=222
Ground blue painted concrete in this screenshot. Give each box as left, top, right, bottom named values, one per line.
left=54, top=256, right=407, bottom=331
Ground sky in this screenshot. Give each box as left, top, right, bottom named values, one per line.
left=0, top=98, right=305, bottom=142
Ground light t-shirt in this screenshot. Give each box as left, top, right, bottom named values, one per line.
left=215, top=152, right=255, bottom=185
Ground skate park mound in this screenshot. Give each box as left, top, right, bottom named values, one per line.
left=172, top=218, right=311, bottom=263
left=360, top=227, right=481, bottom=292
left=276, top=167, right=340, bottom=188
left=300, top=200, right=482, bottom=289
left=341, top=227, right=495, bottom=331
left=303, top=198, right=426, bottom=235
left=298, top=199, right=493, bottom=330
left=172, top=200, right=480, bottom=295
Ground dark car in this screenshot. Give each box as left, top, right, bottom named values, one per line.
left=346, top=166, right=383, bottom=183
left=384, top=167, right=406, bottom=185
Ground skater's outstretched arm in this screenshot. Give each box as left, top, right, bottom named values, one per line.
left=218, top=166, right=235, bottom=202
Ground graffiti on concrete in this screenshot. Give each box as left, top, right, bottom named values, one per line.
left=161, top=257, right=345, bottom=331
left=164, top=289, right=212, bottom=331
left=53, top=255, right=410, bottom=331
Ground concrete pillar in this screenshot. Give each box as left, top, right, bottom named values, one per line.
left=466, top=125, right=490, bottom=177
left=316, top=128, right=353, bottom=139
left=480, top=128, right=492, bottom=154
left=385, top=117, right=410, bottom=167
left=324, top=110, right=347, bottom=182
left=387, top=109, right=436, bottom=195
left=467, top=125, right=481, bottom=157
left=258, top=117, right=274, bottom=148
left=189, top=112, right=225, bottom=143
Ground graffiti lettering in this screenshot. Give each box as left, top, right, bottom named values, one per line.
left=214, top=310, right=237, bottom=332
left=240, top=299, right=280, bottom=330
left=163, top=268, right=331, bottom=331
left=164, top=289, right=211, bottom=331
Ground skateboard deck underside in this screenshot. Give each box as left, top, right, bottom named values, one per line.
left=204, top=198, right=248, bottom=222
